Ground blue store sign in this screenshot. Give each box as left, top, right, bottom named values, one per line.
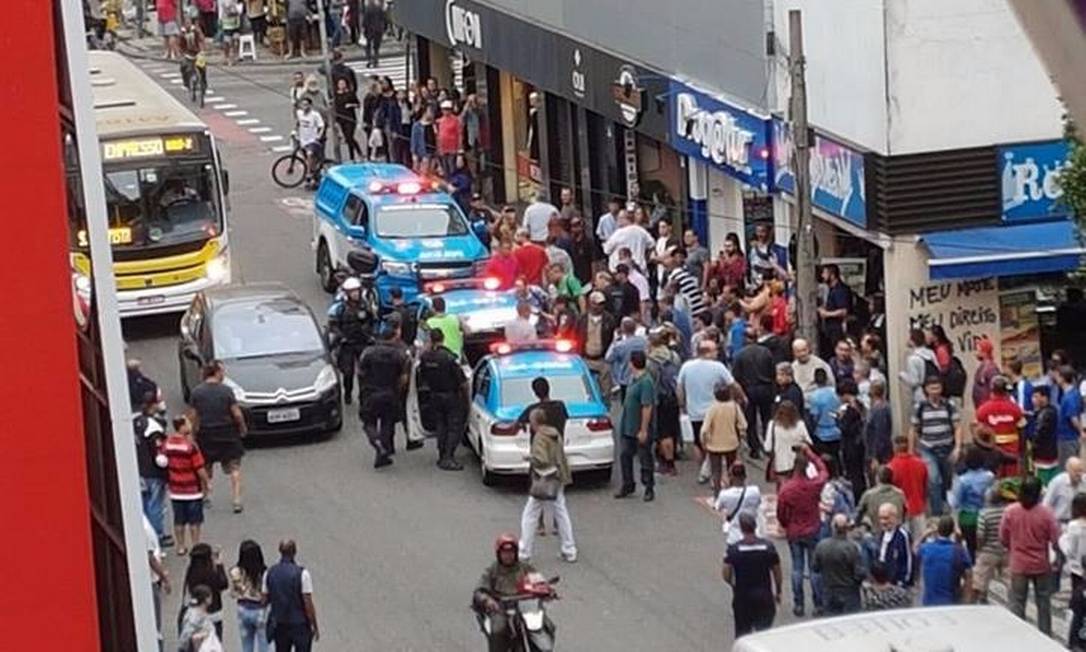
left=668, top=82, right=771, bottom=191
left=772, top=119, right=868, bottom=228
left=999, top=140, right=1071, bottom=222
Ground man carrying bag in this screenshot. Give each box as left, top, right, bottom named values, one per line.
left=518, top=408, right=578, bottom=564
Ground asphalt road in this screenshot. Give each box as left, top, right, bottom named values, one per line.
left=120, top=53, right=794, bottom=651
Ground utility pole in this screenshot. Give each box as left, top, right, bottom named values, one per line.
left=789, top=9, right=818, bottom=345
left=316, top=0, right=342, bottom=162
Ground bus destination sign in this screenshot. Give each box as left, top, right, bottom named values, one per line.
left=102, top=135, right=199, bottom=161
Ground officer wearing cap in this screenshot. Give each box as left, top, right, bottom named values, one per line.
left=468, top=192, right=497, bottom=249
left=327, top=277, right=376, bottom=404
left=357, top=323, right=409, bottom=468
left=417, top=328, right=468, bottom=470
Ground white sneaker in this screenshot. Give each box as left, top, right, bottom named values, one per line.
left=561, top=552, right=578, bottom=563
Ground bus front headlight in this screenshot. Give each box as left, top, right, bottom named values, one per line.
left=205, top=255, right=229, bottom=282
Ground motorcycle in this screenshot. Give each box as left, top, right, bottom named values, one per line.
left=473, top=574, right=559, bottom=652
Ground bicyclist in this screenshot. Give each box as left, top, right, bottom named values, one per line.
left=296, top=97, right=326, bottom=190
left=178, top=18, right=205, bottom=91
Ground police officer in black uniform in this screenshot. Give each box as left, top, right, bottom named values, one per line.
left=357, top=324, right=409, bottom=468
left=416, top=328, right=468, bottom=470
left=327, top=277, right=376, bottom=405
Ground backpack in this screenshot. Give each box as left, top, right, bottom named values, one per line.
left=922, top=357, right=942, bottom=386
left=828, top=478, right=855, bottom=520
left=944, top=356, right=968, bottom=398
left=647, top=353, right=679, bottom=407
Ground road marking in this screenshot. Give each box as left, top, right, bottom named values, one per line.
left=214, top=103, right=238, bottom=110
left=169, top=79, right=183, bottom=84
left=204, top=96, right=225, bottom=103
left=248, top=126, right=272, bottom=133
left=260, top=135, right=284, bottom=142
left=236, top=118, right=260, bottom=125
left=278, top=196, right=315, bottom=218
left=224, top=110, right=249, bottom=117
left=271, top=145, right=294, bottom=153
left=160, top=72, right=181, bottom=79
left=206, top=88, right=215, bottom=94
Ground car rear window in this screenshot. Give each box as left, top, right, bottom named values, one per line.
left=500, top=374, right=591, bottom=407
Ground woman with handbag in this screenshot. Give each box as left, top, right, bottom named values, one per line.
left=518, top=408, right=577, bottom=564
left=230, top=540, right=270, bottom=652
left=183, top=543, right=229, bottom=642
left=763, top=400, right=812, bottom=486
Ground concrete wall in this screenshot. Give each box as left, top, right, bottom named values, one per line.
left=884, top=241, right=1002, bottom=432
left=480, top=0, right=770, bottom=111
left=884, top=0, right=1065, bottom=154
left=706, top=168, right=744, bottom=254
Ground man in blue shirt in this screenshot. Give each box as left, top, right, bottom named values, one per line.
left=605, top=317, right=647, bottom=402
left=917, top=515, right=973, bottom=605
left=677, top=339, right=742, bottom=483
left=1056, top=365, right=1084, bottom=469
left=808, top=368, right=842, bottom=459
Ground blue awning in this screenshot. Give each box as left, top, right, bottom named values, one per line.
left=922, top=220, right=1085, bottom=280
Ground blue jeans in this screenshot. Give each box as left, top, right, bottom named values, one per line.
left=237, top=603, right=269, bottom=652
left=919, top=445, right=954, bottom=515
left=788, top=536, right=822, bottom=611
left=141, top=477, right=167, bottom=540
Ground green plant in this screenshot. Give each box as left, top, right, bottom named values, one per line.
left=1062, top=119, right=1086, bottom=221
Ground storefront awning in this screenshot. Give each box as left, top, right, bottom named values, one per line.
left=923, top=220, right=1085, bottom=280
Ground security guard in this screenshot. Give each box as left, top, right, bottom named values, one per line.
left=424, top=296, right=464, bottom=359
left=357, top=324, right=408, bottom=469
left=417, top=328, right=468, bottom=470
left=327, top=277, right=376, bottom=404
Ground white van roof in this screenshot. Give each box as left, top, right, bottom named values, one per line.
left=732, top=606, right=1064, bottom=652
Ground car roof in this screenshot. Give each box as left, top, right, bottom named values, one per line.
left=326, top=163, right=455, bottom=207
left=421, top=288, right=517, bottom=314
left=202, top=283, right=303, bottom=310
left=491, top=351, right=587, bottom=379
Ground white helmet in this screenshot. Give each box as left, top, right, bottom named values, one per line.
left=341, top=277, right=363, bottom=292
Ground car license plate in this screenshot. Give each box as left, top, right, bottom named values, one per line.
left=137, top=295, right=165, bottom=306
left=267, top=408, right=301, bottom=423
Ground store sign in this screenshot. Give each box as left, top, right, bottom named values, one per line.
left=668, top=83, right=770, bottom=190
left=611, top=65, right=644, bottom=127
left=570, top=48, right=586, bottom=100
left=445, top=0, right=482, bottom=50
left=999, top=140, right=1070, bottom=223
left=773, top=119, right=867, bottom=228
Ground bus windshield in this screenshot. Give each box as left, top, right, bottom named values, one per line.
left=79, top=160, right=222, bottom=249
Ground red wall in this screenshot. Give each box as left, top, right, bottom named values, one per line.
left=0, top=1, right=101, bottom=648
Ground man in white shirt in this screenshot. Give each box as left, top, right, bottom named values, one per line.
left=596, top=197, right=621, bottom=243
left=603, top=210, right=654, bottom=271
left=505, top=301, right=539, bottom=343
left=295, top=97, right=325, bottom=188
left=522, top=190, right=559, bottom=244
left=1044, top=456, right=1085, bottom=523
left=791, top=337, right=835, bottom=397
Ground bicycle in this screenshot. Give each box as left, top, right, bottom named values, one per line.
left=181, top=52, right=207, bottom=108
left=271, top=135, right=337, bottom=189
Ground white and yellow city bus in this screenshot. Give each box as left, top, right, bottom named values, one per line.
left=74, top=50, right=230, bottom=317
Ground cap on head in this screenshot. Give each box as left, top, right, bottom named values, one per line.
left=589, top=291, right=606, bottom=305
left=440, top=99, right=453, bottom=109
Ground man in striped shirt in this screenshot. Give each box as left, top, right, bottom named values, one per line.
left=663, top=246, right=707, bottom=317
left=909, top=376, right=963, bottom=515
left=163, top=416, right=210, bottom=556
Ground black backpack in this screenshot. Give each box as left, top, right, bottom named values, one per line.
left=944, top=356, right=968, bottom=398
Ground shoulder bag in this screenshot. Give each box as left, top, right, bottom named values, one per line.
left=529, top=466, right=560, bottom=501
left=721, top=484, right=750, bottom=538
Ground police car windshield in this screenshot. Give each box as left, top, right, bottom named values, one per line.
left=375, top=204, right=469, bottom=239
left=212, top=300, right=325, bottom=360
left=501, top=374, right=591, bottom=406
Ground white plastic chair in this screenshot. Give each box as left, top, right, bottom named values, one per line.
left=238, top=34, right=257, bottom=62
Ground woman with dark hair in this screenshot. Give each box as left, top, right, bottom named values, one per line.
left=1001, top=475, right=1061, bottom=636
left=928, top=324, right=954, bottom=373
left=230, top=540, right=269, bottom=652
left=950, top=445, right=995, bottom=560
left=706, top=232, right=747, bottom=292
left=184, top=543, right=229, bottom=641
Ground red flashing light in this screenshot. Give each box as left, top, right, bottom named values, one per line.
left=428, top=282, right=446, bottom=294
left=554, top=339, right=574, bottom=353
left=397, top=181, right=422, bottom=195
left=493, top=342, right=513, bottom=356
left=482, top=277, right=501, bottom=291
left=368, top=180, right=384, bottom=193
left=490, top=421, right=520, bottom=436
left=759, top=147, right=770, bottom=160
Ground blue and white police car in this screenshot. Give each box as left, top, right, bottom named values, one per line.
left=311, top=163, right=489, bottom=309
left=464, top=340, right=614, bottom=486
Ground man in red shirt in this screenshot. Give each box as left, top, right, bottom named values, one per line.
left=887, top=434, right=928, bottom=541
left=483, top=238, right=520, bottom=290
left=435, top=99, right=462, bottom=175
left=163, top=416, right=210, bottom=556
left=513, top=227, right=548, bottom=286
left=776, top=445, right=828, bottom=617
left=974, top=376, right=1025, bottom=477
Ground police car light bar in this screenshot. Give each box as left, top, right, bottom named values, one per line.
left=489, top=339, right=576, bottom=356
left=366, top=179, right=429, bottom=195
left=423, top=277, right=503, bottom=295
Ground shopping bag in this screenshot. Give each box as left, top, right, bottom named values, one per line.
left=680, top=414, right=694, bottom=443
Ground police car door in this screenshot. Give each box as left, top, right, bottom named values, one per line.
left=336, top=194, right=370, bottom=268
left=467, top=360, right=493, bottom=450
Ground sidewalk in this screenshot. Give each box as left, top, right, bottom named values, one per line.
left=114, top=24, right=406, bottom=69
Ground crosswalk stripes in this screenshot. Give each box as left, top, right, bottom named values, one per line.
left=346, top=50, right=413, bottom=92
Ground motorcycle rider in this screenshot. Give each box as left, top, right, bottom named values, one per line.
left=357, top=324, right=409, bottom=468
left=473, top=534, right=539, bottom=652
left=416, top=328, right=467, bottom=471
left=327, top=277, right=376, bottom=405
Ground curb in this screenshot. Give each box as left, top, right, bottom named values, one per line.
left=115, top=34, right=407, bottom=70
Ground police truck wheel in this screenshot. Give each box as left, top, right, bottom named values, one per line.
left=316, top=241, right=336, bottom=293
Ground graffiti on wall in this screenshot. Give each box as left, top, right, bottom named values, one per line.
left=907, top=278, right=1000, bottom=355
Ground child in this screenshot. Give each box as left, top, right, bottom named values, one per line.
left=1031, top=385, right=1059, bottom=485
left=701, top=383, right=748, bottom=495
left=163, top=416, right=210, bottom=556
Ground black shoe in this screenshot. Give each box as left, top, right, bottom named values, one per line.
left=438, top=459, right=464, bottom=471
left=406, top=440, right=424, bottom=451
left=643, top=488, right=655, bottom=502
left=374, top=455, right=393, bottom=469
left=748, top=450, right=762, bottom=460
left=792, top=605, right=804, bottom=618
left=159, top=535, right=175, bottom=548
left=613, top=488, right=635, bottom=499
